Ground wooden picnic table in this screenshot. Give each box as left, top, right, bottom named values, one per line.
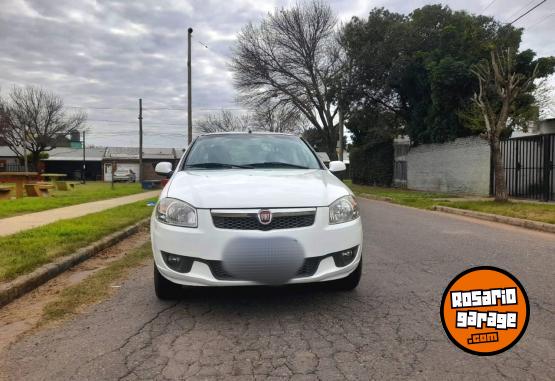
left=0, top=172, right=40, bottom=198
left=41, top=173, right=67, bottom=182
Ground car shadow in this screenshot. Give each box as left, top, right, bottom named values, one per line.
left=170, top=282, right=355, bottom=311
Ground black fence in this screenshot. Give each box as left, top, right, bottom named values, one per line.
left=393, top=143, right=409, bottom=188
left=498, top=134, right=554, bottom=201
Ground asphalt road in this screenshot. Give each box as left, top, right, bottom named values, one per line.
left=1, top=198, right=554, bottom=380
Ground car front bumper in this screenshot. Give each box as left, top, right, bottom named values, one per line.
left=151, top=208, right=363, bottom=286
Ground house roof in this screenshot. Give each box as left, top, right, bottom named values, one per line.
left=142, top=148, right=175, bottom=159
left=0, top=146, right=19, bottom=157
left=44, top=147, right=106, bottom=161
left=3, top=145, right=178, bottom=161
left=104, top=147, right=177, bottom=160
left=104, top=147, right=139, bottom=159
left=316, top=152, right=330, bottom=163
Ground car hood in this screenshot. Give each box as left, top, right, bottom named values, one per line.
left=164, top=169, right=351, bottom=208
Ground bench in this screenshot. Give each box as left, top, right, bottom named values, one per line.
left=56, top=181, right=80, bottom=191
left=25, top=183, right=55, bottom=197
left=0, top=185, right=14, bottom=200
left=141, top=180, right=162, bottom=190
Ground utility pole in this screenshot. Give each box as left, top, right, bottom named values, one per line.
left=23, top=125, right=28, bottom=172
left=338, top=108, right=344, bottom=162
left=82, top=130, right=86, bottom=184
left=139, top=98, right=143, bottom=183
left=187, top=27, right=193, bottom=145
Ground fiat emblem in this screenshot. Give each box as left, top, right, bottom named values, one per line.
left=257, top=209, right=272, bottom=225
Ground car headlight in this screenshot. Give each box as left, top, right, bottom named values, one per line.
left=156, top=198, right=197, bottom=227
left=329, top=195, right=359, bottom=224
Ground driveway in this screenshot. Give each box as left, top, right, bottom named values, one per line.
left=1, top=198, right=554, bottom=380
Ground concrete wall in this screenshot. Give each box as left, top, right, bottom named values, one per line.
left=407, top=136, right=490, bottom=195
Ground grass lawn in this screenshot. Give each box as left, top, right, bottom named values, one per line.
left=444, top=200, right=555, bottom=224
left=346, top=180, right=555, bottom=224
left=0, top=181, right=145, bottom=219
left=42, top=242, right=152, bottom=323
left=345, top=180, right=455, bottom=209
left=0, top=199, right=156, bottom=282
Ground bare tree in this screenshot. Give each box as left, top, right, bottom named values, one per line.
left=231, top=0, right=345, bottom=159
left=197, top=105, right=307, bottom=135
left=252, top=103, right=307, bottom=134
left=196, top=110, right=251, bottom=133
left=471, top=49, right=538, bottom=202
left=0, top=86, right=86, bottom=170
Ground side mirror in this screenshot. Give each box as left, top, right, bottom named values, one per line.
left=155, top=162, right=173, bottom=177
left=328, top=161, right=346, bottom=173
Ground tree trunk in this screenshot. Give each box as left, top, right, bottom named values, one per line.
left=492, top=139, right=508, bottom=202
left=31, top=151, right=41, bottom=173
left=325, top=134, right=338, bottom=161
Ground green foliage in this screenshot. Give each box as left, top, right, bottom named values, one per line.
left=341, top=4, right=551, bottom=146
left=349, top=139, right=393, bottom=187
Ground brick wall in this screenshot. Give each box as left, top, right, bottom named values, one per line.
left=406, top=136, right=490, bottom=195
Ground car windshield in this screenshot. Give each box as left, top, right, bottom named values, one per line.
left=183, top=134, right=322, bottom=170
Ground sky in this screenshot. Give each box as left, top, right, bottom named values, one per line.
left=0, top=0, right=554, bottom=148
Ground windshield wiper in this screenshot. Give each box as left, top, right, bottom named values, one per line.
left=185, top=162, right=253, bottom=169
left=246, top=162, right=310, bottom=169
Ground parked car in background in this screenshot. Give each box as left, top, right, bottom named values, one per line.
left=151, top=132, right=362, bottom=299
left=113, top=168, right=136, bottom=182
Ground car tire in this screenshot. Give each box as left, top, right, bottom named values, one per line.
left=154, top=265, right=181, bottom=300
left=329, top=258, right=362, bottom=291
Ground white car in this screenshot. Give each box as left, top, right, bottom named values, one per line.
left=113, top=168, right=136, bottom=182
left=151, top=132, right=363, bottom=299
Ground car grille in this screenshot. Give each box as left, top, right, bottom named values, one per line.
left=211, top=209, right=316, bottom=231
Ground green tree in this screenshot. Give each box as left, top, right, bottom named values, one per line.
left=341, top=5, right=522, bottom=145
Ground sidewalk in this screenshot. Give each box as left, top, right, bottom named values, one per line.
left=0, top=190, right=159, bottom=237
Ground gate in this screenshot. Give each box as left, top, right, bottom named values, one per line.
left=393, top=142, right=409, bottom=188
left=499, top=134, right=554, bottom=201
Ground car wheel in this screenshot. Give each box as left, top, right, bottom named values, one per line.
left=329, top=258, right=362, bottom=291
left=154, top=265, right=181, bottom=299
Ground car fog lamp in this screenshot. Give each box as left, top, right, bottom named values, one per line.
left=161, top=251, right=194, bottom=273
left=332, top=246, right=358, bottom=267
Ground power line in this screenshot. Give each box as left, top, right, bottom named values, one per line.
left=509, top=0, right=548, bottom=25
left=66, top=106, right=137, bottom=110
left=66, top=105, right=243, bottom=111
left=481, top=0, right=497, bottom=13
left=86, top=119, right=186, bottom=126
left=505, top=0, right=536, bottom=21
left=525, top=12, right=555, bottom=30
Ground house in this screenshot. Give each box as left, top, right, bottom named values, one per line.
left=316, top=152, right=330, bottom=165
left=102, top=147, right=178, bottom=182
left=0, top=146, right=20, bottom=172
left=142, top=148, right=179, bottom=180
left=43, top=147, right=106, bottom=180
left=102, top=147, right=139, bottom=182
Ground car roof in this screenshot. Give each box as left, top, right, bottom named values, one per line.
left=198, top=132, right=296, bottom=137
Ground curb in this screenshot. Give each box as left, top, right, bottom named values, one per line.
left=432, top=206, right=555, bottom=234
left=359, top=193, right=393, bottom=202
left=0, top=218, right=150, bottom=308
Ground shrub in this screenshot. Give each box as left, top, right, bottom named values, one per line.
left=350, top=139, right=393, bottom=186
